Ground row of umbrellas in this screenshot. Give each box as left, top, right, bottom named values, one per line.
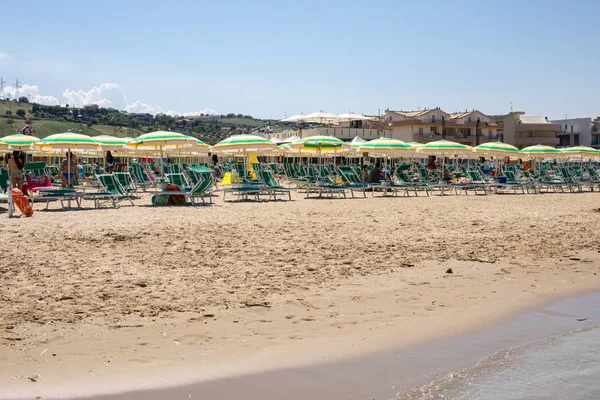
left=2, top=131, right=599, bottom=159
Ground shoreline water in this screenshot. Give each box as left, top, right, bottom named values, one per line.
left=77, top=290, right=600, bottom=400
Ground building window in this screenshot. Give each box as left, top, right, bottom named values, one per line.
left=431, top=115, right=436, bottom=123
left=570, top=125, right=573, bottom=133
left=488, top=130, right=492, bottom=138
left=574, top=134, right=579, bottom=146
left=565, top=124, right=568, bottom=131
left=418, top=127, right=423, bottom=135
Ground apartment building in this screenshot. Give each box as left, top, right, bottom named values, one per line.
left=489, top=112, right=560, bottom=149
left=549, top=117, right=592, bottom=147
left=383, top=108, right=500, bottom=145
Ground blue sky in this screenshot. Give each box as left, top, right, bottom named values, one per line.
left=0, top=0, right=598, bottom=119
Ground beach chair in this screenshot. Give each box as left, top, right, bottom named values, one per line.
left=113, top=172, right=137, bottom=194
left=87, top=174, right=135, bottom=208
left=24, top=162, right=55, bottom=192
left=259, top=170, right=292, bottom=201
left=335, top=166, right=370, bottom=198
left=165, top=173, right=192, bottom=191
left=129, top=163, right=155, bottom=191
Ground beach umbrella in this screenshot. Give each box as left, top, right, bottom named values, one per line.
left=337, top=112, right=374, bottom=121
left=290, top=135, right=351, bottom=173
left=213, top=134, right=277, bottom=179
left=519, top=144, right=562, bottom=158
left=303, top=111, right=341, bottom=124
left=35, top=132, right=101, bottom=151
left=559, top=146, right=600, bottom=156
left=93, top=135, right=130, bottom=150
left=406, top=142, right=423, bottom=149
left=213, top=134, right=277, bottom=153
left=290, top=135, right=351, bottom=154
left=416, top=140, right=473, bottom=183
left=416, top=139, right=472, bottom=155
left=358, top=137, right=412, bottom=154
left=337, top=113, right=374, bottom=132
left=473, top=141, right=520, bottom=156
left=35, top=133, right=102, bottom=187
left=0, top=139, right=9, bottom=151
left=125, top=131, right=196, bottom=176
left=0, top=134, right=40, bottom=150
left=280, top=113, right=308, bottom=123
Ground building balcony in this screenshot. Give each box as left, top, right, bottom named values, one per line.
left=413, top=133, right=501, bottom=145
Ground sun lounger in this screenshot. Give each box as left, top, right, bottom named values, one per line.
left=259, top=170, right=292, bottom=201
left=87, top=174, right=135, bottom=208
left=153, top=173, right=215, bottom=206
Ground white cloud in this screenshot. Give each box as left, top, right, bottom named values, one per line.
left=0, top=52, right=10, bottom=60
left=0, top=83, right=60, bottom=105
left=62, top=83, right=128, bottom=109
left=58, top=82, right=218, bottom=116
left=1, top=80, right=218, bottom=115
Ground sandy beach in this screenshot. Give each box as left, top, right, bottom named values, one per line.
left=2, top=192, right=600, bottom=399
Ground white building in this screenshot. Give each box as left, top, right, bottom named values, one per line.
left=549, top=117, right=593, bottom=147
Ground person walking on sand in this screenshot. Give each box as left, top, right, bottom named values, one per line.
left=7, top=151, right=25, bottom=190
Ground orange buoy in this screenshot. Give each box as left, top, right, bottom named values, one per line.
left=11, top=188, right=33, bottom=217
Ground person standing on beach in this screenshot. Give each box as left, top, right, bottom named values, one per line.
left=7, top=151, right=25, bottom=190
left=212, top=153, right=218, bottom=166
left=60, top=152, right=78, bottom=187
left=105, top=151, right=115, bottom=172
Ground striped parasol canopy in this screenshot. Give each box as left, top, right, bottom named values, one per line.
left=0, top=139, right=8, bottom=150
left=125, top=131, right=196, bottom=151
left=519, top=144, right=562, bottom=158
left=405, top=142, right=423, bottom=149
left=290, top=135, right=351, bottom=154
left=0, top=134, right=40, bottom=150
left=213, top=134, right=277, bottom=154
left=473, top=141, right=520, bottom=156
left=179, top=139, right=211, bottom=153
left=416, top=139, right=472, bottom=155
left=35, top=132, right=101, bottom=152
left=358, top=137, right=412, bottom=154
left=559, top=146, right=600, bottom=156
left=93, top=135, right=130, bottom=150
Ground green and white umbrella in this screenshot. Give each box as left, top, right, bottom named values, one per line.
left=213, top=134, right=277, bottom=154
left=125, top=131, right=196, bottom=151
left=0, top=133, right=40, bottom=150
left=473, top=141, right=520, bottom=156
left=0, top=139, right=8, bottom=151
left=416, top=139, right=472, bottom=155
left=519, top=144, right=562, bottom=158
left=559, top=146, right=600, bottom=156
left=289, top=135, right=350, bottom=154
left=358, top=137, right=412, bottom=154
left=125, top=131, right=197, bottom=176
left=406, top=142, right=423, bottom=149
left=93, top=135, right=130, bottom=150
left=35, top=132, right=101, bottom=152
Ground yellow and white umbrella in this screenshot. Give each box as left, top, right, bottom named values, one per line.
left=0, top=134, right=40, bottom=150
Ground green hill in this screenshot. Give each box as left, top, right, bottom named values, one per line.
left=0, top=99, right=273, bottom=144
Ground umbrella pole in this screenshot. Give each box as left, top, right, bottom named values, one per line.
left=160, top=144, right=164, bottom=180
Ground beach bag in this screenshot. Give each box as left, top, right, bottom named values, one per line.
left=167, top=184, right=186, bottom=205
left=12, top=188, right=33, bottom=217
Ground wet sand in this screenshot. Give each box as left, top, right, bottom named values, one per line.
left=80, top=291, right=600, bottom=400
left=1, top=191, right=600, bottom=399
